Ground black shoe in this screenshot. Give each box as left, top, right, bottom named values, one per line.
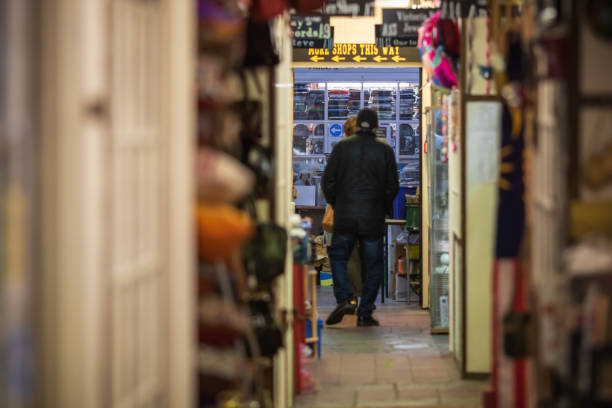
left=326, top=299, right=357, bottom=325
left=357, top=315, right=380, bottom=327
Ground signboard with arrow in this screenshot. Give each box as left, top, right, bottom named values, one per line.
left=293, top=43, right=419, bottom=64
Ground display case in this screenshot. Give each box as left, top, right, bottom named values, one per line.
left=427, top=107, right=449, bottom=332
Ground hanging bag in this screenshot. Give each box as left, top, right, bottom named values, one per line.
left=322, top=204, right=334, bottom=232
left=242, top=198, right=288, bottom=286
left=243, top=18, right=280, bottom=67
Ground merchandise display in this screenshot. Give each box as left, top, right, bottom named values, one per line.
left=292, top=70, right=422, bottom=212
left=427, top=106, right=449, bottom=332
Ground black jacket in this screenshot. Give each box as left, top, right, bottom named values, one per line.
left=322, top=130, right=399, bottom=236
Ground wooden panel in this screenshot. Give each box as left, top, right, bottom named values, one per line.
left=110, top=1, right=165, bottom=406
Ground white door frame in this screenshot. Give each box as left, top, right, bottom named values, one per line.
left=39, top=0, right=194, bottom=406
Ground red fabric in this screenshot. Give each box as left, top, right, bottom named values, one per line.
left=492, top=260, right=528, bottom=408
left=437, top=19, right=461, bottom=58
left=513, top=262, right=527, bottom=408
left=292, top=0, right=325, bottom=12
left=293, top=264, right=306, bottom=394
left=251, top=0, right=287, bottom=21
left=492, top=261, right=500, bottom=406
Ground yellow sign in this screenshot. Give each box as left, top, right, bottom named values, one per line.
left=294, top=43, right=419, bottom=64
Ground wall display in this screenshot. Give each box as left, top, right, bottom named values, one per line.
left=427, top=107, right=450, bottom=332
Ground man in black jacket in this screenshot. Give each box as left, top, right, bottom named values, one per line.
left=322, top=108, right=399, bottom=326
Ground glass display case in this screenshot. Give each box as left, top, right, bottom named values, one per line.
left=292, top=71, right=422, bottom=209
left=427, top=107, right=449, bottom=332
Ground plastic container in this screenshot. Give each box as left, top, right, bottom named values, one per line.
left=393, top=186, right=417, bottom=219
left=405, top=203, right=420, bottom=229
left=408, top=244, right=420, bottom=260
left=320, top=272, right=333, bottom=286
left=305, top=317, right=323, bottom=359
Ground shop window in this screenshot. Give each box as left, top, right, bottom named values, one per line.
left=292, top=70, right=422, bottom=208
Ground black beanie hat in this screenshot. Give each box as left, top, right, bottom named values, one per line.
left=357, top=108, right=378, bottom=131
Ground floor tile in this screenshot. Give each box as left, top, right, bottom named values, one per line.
left=293, top=287, right=488, bottom=408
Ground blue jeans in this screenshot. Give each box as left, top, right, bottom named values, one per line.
left=328, top=233, right=384, bottom=318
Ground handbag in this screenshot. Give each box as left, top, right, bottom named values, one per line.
left=243, top=223, right=288, bottom=285
left=233, top=70, right=274, bottom=198
left=241, top=198, right=288, bottom=285
left=246, top=297, right=284, bottom=357
left=243, top=19, right=280, bottom=67
left=322, top=204, right=334, bottom=232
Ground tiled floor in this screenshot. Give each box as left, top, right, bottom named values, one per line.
left=294, top=287, right=487, bottom=408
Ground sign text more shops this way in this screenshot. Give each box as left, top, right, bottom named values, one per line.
left=304, top=43, right=408, bottom=63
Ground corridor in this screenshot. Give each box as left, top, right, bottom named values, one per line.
left=294, top=288, right=486, bottom=408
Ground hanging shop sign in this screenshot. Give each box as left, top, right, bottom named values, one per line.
left=291, top=15, right=334, bottom=49
left=290, top=15, right=332, bottom=40
left=318, top=0, right=375, bottom=17
left=380, top=8, right=438, bottom=37
left=375, top=25, right=418, bottom=48
left=293, top=43, right=418, bottom=64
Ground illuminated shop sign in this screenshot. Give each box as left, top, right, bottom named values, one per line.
left=293, top=43, right=418, bottom=64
